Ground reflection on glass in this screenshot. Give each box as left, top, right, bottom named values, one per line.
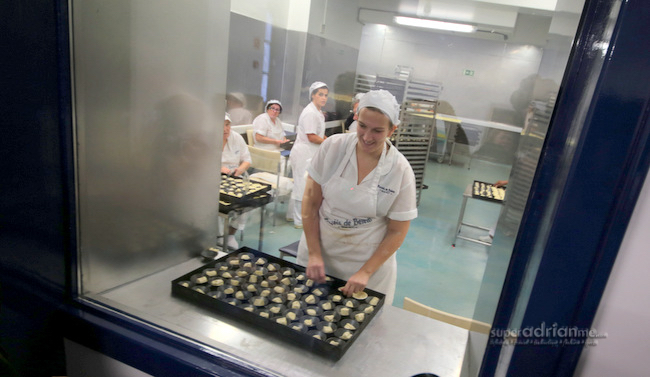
left=225, top=0, right=582, bottom=339
left=73, top=0, right=586, bottom=375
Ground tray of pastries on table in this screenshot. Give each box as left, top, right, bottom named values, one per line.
left=472, top=180, right=506, bottom=203
left=171, top=247, right=385, bottom=360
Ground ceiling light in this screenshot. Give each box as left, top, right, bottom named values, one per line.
left=394, top=16, right=476, bottom=33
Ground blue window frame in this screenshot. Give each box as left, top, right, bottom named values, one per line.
left=482, top=0, right=650, bottom=375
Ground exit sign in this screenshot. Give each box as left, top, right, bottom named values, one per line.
left=463, top=69, right=475, bottom=76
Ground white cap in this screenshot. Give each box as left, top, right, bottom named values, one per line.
left=352, top=92, right=365, bottom=105
left=229, top=92, right=246, bottom=106
left=358, top=89, right=401, bottom=125
left=225, top=112, right=232, bottom=123
left=266, top=99, right=282, bottom=112
left=309, top=81, right=328, bottom=95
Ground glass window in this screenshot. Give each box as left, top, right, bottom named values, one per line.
left=71, top=1, right=587, bottom=375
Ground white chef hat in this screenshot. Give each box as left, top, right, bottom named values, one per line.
left=224, top=112, right=232, bottom=123
left=309, top=81, right=328, bottom=95
left=228, top=92, right=247, bottom=106
left=352, top=92, right=365, bottom=106
left=266, top=99, right=282, bottom=112
left=358, top=89, right=401, bottom=126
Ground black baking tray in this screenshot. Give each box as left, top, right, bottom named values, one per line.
left=171, top=247, right=385, bottom=360
left=471, top=180, right=506, bottom=203
left=218, top=193, right=271, bottom=214
left=219, top=174, right=272, bottom=205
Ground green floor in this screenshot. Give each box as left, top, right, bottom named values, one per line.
left=234, top=156, right=512, bottom=319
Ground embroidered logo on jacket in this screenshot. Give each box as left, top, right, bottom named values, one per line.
left=377, top=185, right=395, bottom=195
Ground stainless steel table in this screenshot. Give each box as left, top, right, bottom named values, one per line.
left=452, top=183, right=504, bottom=247
left=96, top=257, right=468, bottom=377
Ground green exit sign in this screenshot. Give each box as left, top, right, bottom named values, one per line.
left=463, top=69, right=475, bottom=76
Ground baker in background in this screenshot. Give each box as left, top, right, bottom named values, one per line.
left=220, top=113, right=251, bottom=249
left=289, top=81, right=329, bottom=228
left=297, top=89, right=418, bottom=305
left=252, top=99, right=289, bottom=152
left=344, top=92, right=364, bottom=133
left=226, top=92, right=253, bottom=126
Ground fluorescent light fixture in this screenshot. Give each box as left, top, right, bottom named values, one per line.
left=394, top=16, right=476, bottom=33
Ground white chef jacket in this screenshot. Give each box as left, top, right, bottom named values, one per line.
left=290, top=102, right=326, bottom=201
left=222, top=131, right=251, bottom=171
left=228, top=107, right=253, bottom=126
left=296, top=133, right=418, bottom=304
left=252, top=113, right=285, bottom=152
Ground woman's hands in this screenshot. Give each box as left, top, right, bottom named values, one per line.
left=341, top=270, right=371, bottom=296
left=306, top=254, right=326, bottom=284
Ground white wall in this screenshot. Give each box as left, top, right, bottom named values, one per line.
left=231, top=0, right=297, bottom=30
left=357, top=23, right=545, bottom=121
left=307, top=0, right=363, bottom=49
left=574, top=170, right=650, bottom=376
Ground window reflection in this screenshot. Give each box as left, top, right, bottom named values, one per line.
left=224, top=0, right=580, bottom=328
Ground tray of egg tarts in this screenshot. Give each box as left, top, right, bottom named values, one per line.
left=219, top=174, right=272, bottom=205
left=171, top=247, right=385, bottom=360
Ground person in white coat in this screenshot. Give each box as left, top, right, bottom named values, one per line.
left=344, top=92, right=364, bottom=133
left=220, top=113, right=252, bottom=249
left=253, top=99, right=288, bottom=151
left=289, top=81, right=329, bottom=228
left=297, top=90, right=418, bottom=305
left=226, top=92, right=253, bottom=126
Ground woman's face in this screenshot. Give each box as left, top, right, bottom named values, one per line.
left=266, top=104, right=282, bottom=121
left=223, top=120, right=231, bottom=139
left=356, top=108, right=396, bottom=155
left=311, top=88, right=329, bottom=109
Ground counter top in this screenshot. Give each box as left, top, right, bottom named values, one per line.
left=97, top=257, right=468, bottom=377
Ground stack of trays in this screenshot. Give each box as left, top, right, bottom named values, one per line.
left=219, top=174, right=271, bottom=207
left=472, top=180, right=506, bottom=203
left=171, top=247, right=385, bottom=360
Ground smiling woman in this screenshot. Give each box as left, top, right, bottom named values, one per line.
left=296, top=90, right=417, bottom=305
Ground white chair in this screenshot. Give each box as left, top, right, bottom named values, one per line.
left=281, top=122, right=296, bottom=133
left=247, top=145, right=293, bottom=226
left=231, top=123, right=253, bottom=135
left=246, top=129, right=255, bottom=147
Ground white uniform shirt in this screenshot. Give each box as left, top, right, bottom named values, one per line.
left=252, top=113, right=285, bottom=151
left=307, top=133, right=418, bottom=222
left=228, top=107, right=253, bottom=126
left=295, top=102, right=325, bottom=145
left=221, top=131, right=251, bottom=171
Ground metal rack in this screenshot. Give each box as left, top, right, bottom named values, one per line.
left=353, top=73, right=443, bottom=205
left=393, top=99, right=438, bottom=205
left=353, top=73, right=376, bottom=94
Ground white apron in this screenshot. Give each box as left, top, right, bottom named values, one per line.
left=291, top=103, right=324, bottom=201
left=290, top=142, right=319, bottom=200
left=297, top=141, right=397, bottom=304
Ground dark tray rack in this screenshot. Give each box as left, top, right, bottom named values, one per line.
left=219, top=174, right=272, bottom=205
left=171, top=247, right=385, bottom=360
left=471, top=180, right=506, bottom=203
